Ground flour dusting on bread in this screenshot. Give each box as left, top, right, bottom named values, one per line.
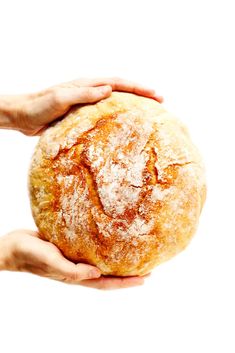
left=28, top=92, right=206, bottom=276
left=85, top=112, right=152, bottom=218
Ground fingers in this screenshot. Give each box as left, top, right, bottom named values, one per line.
left=47, top=250, right=151, bottom=287
left=79, top=275, right=146, bottom=290
left=68, top=77, right=163, bottom=103
left=52, top=85, right=112, bottom=107
left=47, top=253, right=102, bottom=282
left=65, top=263, right=102, bottom=282
left=17, top=77, right=163, bottom=136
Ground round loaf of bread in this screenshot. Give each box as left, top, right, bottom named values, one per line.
left=28, top=92, right=206, bottom=276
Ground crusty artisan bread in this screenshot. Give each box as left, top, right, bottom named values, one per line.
left=28, top=92, right=206, bottom=276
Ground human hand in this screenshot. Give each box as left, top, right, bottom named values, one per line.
left=3, top=77, right=163, bottom=135
left=0, top=230, right=147, bottom=289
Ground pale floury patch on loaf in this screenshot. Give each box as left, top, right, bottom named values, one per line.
left=86, top=112, right=153, bottom=218
left=56, top=174, right=92, bottom=241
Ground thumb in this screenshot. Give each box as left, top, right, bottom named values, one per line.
left=55, top=84, right=112, bottom=106
left=49, top=252, right=102, bottom=282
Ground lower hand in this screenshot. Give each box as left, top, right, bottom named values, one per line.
left=0, top=230, right=148, bottom=289
left=4, top=77, right=163, bottom=135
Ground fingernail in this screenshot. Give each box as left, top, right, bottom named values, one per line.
left=89, top=269, right=101, bottom=278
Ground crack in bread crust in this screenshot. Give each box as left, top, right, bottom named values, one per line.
left=79, top=162, right=112, bottom=220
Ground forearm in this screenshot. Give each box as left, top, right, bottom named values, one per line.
left=0, top=95, right=19, bottom=130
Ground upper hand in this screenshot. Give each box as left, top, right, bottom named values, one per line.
left=10, top=77, right=163, bottom=135
left=0, top=229, right=148, bottom=289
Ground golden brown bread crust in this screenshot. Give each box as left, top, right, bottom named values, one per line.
left=28, top=92, right=206, bottom=276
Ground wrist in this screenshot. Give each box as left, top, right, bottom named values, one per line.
left=0, top=234, right=16, bottom=271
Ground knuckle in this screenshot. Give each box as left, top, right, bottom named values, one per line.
left=69, top=271, right=82, bottom=282
left=82, top=87, right=96, bottom=100
left=50, top=88, right=62, bottom=105
left=110, top=77, right=125, bottom=90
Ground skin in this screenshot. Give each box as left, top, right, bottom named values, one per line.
left=0, top=77, right=163, bottom=289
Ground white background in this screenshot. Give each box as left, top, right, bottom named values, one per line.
left=0, top=1, right=234, bottom=352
